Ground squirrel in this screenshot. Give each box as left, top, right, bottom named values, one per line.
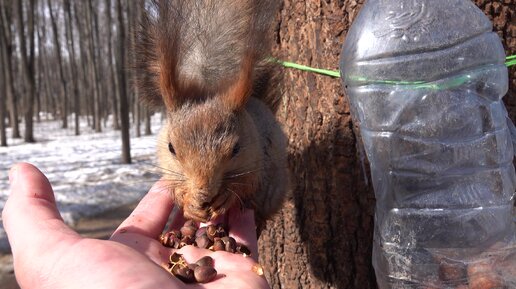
left=135, top=0, right=288, bottom=228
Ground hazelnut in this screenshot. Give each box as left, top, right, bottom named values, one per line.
left=180, top=225, right=197, bottom=238
left=212, top=238, right=225, bottom=251
left=467, top=261, right=505, bottom=289
left=194, top=266, right=217, bottom=283
left=195, top=256, right=215, bottom=268
left=221, top=236, right=237, bottom=253
left=174, top=267, right=196, bottom=283
left=438, top=259, right=466, bottom=283
left=195, top=234, right=213, bottom=249
left=236, top=245, right=251, bottom=256
left=195, top=227, right=207, bottom=238
left=184, top=220, right=196, bottom=228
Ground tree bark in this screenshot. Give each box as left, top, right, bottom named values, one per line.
left=106, top=0, right=120, bottom=131
left=91, top=0, right=104, bottom=130
left=130, top=0, right=142, bottom=138
left=0, top=0, right=20, bottom=139
left=73, top=1, right=90, bottom=128
left=47, top=0, right=68, bottom=129
left=116, top=0, right=131, bottom=164
left=259, top=1, right=515, bottom=289
left=0, top=25, right=6, bottom=146
left=17, top=0, right=36, bottom=143
left=144, top=107, right=152, bottom=136
left=473, top=1, right=516, bottom=123
left=85, top=0, right=101, bottom=132
left=63, top=0, right=79, bottom=135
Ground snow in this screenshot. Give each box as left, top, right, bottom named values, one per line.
left=0, top=114, right=165, bottom=252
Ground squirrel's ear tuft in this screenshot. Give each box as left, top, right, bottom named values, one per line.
left=158, top=39, right=180, bottom=110
left=224, top=54, right=254, bottom=111
left=135, top=1, right=183, bottom=111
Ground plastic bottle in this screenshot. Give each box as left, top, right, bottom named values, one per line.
left=339, top=0, right=516, bottom=288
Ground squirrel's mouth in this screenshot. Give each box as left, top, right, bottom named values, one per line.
left=184, top=191, right=234, bottom=222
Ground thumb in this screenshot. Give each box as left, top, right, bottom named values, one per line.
left=2, top=163, right=79, bottom=255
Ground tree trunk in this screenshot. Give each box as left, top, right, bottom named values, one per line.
left=473, top=1, right=516, bottom=122
left=129, top=0, right=141, bottom=137
left=74, top=1, right=90, bottom=128
left=85, top=0, right=101, bottom=132
left=17, top=0, right=36, bottom=143
left=47, top=0, right=68, bottom=129
left=0, top=26, right=6, bottom=146
left=0, top=0, right=20, bottom=139
left=91, top=0, right=104, bottom=130
left=63, top=0, right=79, bottom=135
left=106, top=0, right=120, bottom=130
left=116, top=0, right=130, bottom=164
left=259, top=1, right=515, bottom=289
left=144, top=107, right=151, bottom=136
left=38, top=18, right=55, bottom=121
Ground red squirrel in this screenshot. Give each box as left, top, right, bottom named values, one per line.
left=135, top=0, right=288, bottom=228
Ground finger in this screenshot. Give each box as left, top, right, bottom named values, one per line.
left=177, top=246, right=265, bottom=285
left=2, top=163, right=79, bottom=254
left=112, top=180, right=174, bottom=239
left=227, top=207, right=259, bottom=260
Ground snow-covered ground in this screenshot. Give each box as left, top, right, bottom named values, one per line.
left=0, top=113, right=165, bottom=252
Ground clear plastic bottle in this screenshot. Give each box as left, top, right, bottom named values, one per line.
left=340, top=0, right=516, bottom=288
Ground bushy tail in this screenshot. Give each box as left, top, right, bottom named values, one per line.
left=135, top=0, right=281, bottom=112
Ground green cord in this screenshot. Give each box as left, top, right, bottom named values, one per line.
left=273, top=59, right=341, bottom=78
left=276, top=55, right=516, bottom=80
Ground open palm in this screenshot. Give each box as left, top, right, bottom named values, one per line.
left=2, top=163, right=269, bottom=289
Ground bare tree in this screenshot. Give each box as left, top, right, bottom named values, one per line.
left=129, top=0, right=143, bottom=137
left=0, top=0, right=20, bottom=139
left=48, top=0, right=69, bottom=129
left=63, top=0, right=79, bottom=135
left=73, top=1, right=91, bottom=127
left=106, top=0, right=120, bottom=130
left=85, top=0, right=101, bottom=132
left=0, top=28, right=6, bottom=146
left=144, top=107, right=152, bottom=135
left=17, top=0, right=37, bottom=143
left=116, top=0, right=130, bottom=163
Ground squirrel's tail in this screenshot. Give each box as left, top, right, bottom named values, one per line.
left=135, top=0, right=281, bottom=113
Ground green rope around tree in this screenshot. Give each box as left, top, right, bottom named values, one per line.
left=274, top=55, right=516, bottom=80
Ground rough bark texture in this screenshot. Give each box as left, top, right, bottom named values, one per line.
left=473, top=0, right=516, bottom=122
left=0, top=1, right=20, bottom=139
left=258, top=1, right=376, bottom=289
left=48, top=0, right=68, bottom=129
left=259, top=1, right=515, bottom=289
left=116, top=0, right=131, bottom=164
left=64, top=0, right=80, bottom=136
left=17, top=0, right=36, bottom=143
left=0, top=28, right=6, bottom=146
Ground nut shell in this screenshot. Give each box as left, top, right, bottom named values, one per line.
left=180, top=226, right=197, bottom=238
left=174, top=267, right=196, bottom=283
left=195, top=234, right=213, bottom=249
left=195, top=256, right=215, bottom=268
left=194, top=266, right=218, bottom=283
left=212, top=238, right=225, bottom=251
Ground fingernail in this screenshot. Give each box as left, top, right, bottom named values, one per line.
left=8, top=165, right=19, bottom=185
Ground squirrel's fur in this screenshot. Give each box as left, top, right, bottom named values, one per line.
left=136, top=0, right=282, bottom=112
left=135, top=0, right=288, bottom=227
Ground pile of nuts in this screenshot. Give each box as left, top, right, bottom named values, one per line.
left=158, top=220, right=252, bottom=283
left=163, top=253, right=217, bottom=283
left=159, top=220, right=251, bottom=255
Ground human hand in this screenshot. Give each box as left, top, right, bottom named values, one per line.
left=2, top=163, right=269, bottom=289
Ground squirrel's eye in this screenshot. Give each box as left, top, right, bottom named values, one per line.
left=231, top=142, right=241, bottom=158
left=168, top=142, right=176, bottom=155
